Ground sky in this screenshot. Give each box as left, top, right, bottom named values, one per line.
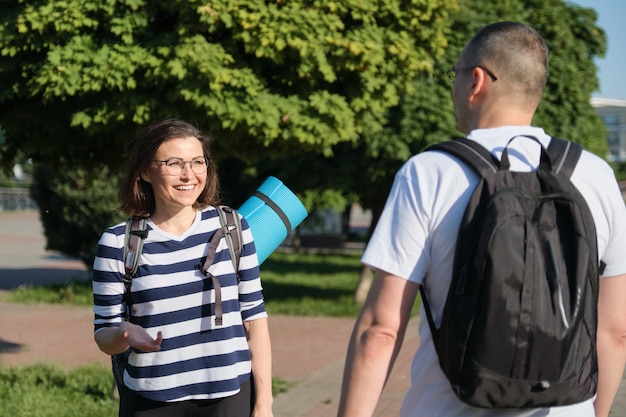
left=568, top=0, right=626, bottom=100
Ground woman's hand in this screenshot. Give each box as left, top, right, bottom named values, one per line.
left=118, top=322, right=163, bottom=352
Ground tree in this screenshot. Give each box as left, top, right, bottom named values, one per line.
left=0, top=0, right=455, bottom=267
left=261, top=0, right=608, bottom=302
left=247, top=0, right=607, bottom=231
left=0, top=0, right=455, bottom=171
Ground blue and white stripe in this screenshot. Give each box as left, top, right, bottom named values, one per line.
left=93, top=206, right=267, bottom=402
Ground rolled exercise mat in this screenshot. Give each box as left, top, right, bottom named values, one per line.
left=238, top=176, right=308, bottom=264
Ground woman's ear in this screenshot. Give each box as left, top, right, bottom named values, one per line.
left=140, top=171, right=151, bottom=183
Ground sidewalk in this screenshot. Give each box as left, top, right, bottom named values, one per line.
left=0, top=210, right=89, bottom=288
left=0, top=210, right=624, bottom=416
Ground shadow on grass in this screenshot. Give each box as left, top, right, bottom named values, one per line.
left=0, top=268, right=89, bottom=290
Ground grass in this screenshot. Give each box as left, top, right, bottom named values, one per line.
left=0, top=363, right=117, bottom=417
left=4, top=251, right=369, bottom=317
left=5, top=279, right=94, bottom=305
left=261, top=251, right=366, bottom=316
left=0, top=362, right=296, bottom=416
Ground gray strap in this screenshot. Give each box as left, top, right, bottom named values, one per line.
left=427, top=139, right=498, bottom=177
left=202, top=206, right=243, bottom=326
left=122, top=217, right=147, bottom=318
left=215, top=206, right=242, bottom=273
left=547, top=137, right=582, bottom=177
left=123, top=217, right=147, bottom=287
left=212, top=275, right=223, bottom=326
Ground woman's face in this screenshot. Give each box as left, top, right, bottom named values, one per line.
left=141, top=136, right=207, bottom=214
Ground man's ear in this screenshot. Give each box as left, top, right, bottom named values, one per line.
left=468, top=67, right=488, bottom=103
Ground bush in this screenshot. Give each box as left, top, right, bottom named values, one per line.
left=30, top=164, right=126, bottom=269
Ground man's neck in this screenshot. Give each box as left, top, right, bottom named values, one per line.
left=470, top=105, right=534, bottom=131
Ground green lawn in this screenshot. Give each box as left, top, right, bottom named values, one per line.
left=0, top=364, right=118, bottom=417
left=0, top=363, right=295, bottom=417
left=4, top=251, right=368, bottom=317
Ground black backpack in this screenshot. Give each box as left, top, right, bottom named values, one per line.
left=111, top=206, right=243, bottom=415
left=420, top=136, right=600, bottom=408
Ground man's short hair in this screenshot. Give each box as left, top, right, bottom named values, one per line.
left=464, top=21, right=549, bottom=107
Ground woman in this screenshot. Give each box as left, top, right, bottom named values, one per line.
left=93, top=118, right=273, bottom=417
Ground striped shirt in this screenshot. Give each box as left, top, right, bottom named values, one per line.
left=93, top=206, right=267, bottom=402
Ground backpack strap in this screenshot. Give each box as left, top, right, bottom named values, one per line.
left=547, top=137, right=605, bottom=275
left=201, top=206, right=243, bottom=326
left=421, top=139, right=498, bottom=339
left=122, top=217, right=148, bottom=317
left=547, top=137, right=582, bottom=177
left=428, top=137, right=583, bottom=178
left=426, top=138, right=499, bottom=177
left=215, top=206, right=243, bottom=275
left=419, top=285, right=440, bottom=348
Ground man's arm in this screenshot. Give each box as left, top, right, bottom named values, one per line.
left=337, top=269, right=418, bottom=417
left=594, top=273, right=626, bottom=417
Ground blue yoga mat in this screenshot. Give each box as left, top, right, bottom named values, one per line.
left=238, top=177, right=308, bottom=264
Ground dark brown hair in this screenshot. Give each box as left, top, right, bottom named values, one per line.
left=118, top=118, right=220, bottom=217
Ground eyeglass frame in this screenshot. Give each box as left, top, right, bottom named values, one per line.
left=153, top=156, right=210, bottom=176
left=446, top=66, right=498, bottom=84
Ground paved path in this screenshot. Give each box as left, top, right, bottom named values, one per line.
left=0, top=211, right=89, bottom=288
left=0, top=210, right=624, bottom=416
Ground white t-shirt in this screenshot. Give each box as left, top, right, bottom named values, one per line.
left=362, top=126, right=626, bottom=417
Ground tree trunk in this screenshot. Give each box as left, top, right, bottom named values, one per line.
left=353, top=193, right=386, bottom=304
left=354, top=264, right=374, bottom=304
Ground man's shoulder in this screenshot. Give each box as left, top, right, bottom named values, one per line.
left=576, top=145, right=612, bottom=170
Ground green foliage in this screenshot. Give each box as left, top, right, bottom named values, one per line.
left=0, top=362, right=296, bottom=415
left=0, top=0, right=454, bottom=171
left=611, top=162, right=626, bottom=182
left=528, top=0, right=608, bottom=155
left=244, top=0, right=609, bottom=236
left=0, top=0, right=608, bottom=265
left=345, top=0, right=608, bottom=228
left=0, top=363, right=117, bottom=417
left=30, top=164, right=126, bottom=268
left=0, top=0, right=454, bottom=263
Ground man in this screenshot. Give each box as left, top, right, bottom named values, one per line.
left=337, top=21, right=626, bottom=417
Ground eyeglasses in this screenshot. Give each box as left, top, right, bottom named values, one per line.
left=446, top=66, right=498, bottom=84
left=153, top=157, right=209, bottom=176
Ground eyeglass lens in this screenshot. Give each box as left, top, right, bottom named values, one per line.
left=162, top=157, right=208, bottom=175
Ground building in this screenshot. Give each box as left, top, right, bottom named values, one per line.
left=591, top=98, right=626, bottom=162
